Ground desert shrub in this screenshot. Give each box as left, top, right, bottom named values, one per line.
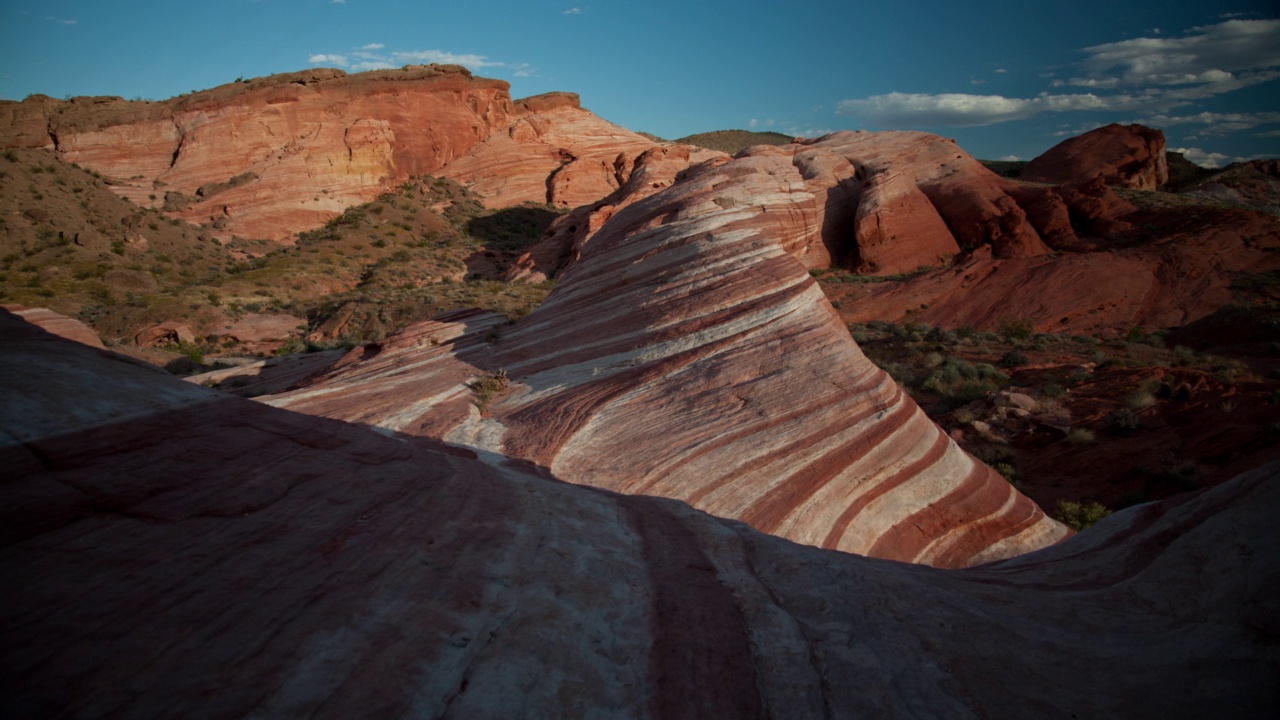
left=166, top=340, right=205, bottom=365
left=1105, top=408, right=1142, bottom=435
left=999, top=317, right=1035, bottom=342
left=1041, top=382, right=1066, bottom=400
left=993, top=462, right=1021, bottom=485
left=1064, top=427, right=1096, bottom=444
left=921, top=359, right=1008, bottom=403
left=1054, top=500, right=1112, bottom=531
left=469, top=369, right=509, bottom=412
left=999, top=349, right=1029, bottom=368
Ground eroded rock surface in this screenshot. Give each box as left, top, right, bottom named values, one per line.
left=1, top=311, right=1276, bottom=718
left=267, top=134, right=1073, bottom=568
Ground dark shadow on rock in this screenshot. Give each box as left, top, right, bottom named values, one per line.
left=465, top=206, right=562, bottom=252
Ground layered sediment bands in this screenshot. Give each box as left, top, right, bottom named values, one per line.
left=268, top=133, right=1071, bottom=568
left=3, top=312, right=1277, bottom=717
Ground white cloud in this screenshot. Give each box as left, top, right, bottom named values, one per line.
left=331, top=0, right=347, bottom=4
left=1168, top=146, right=1243, bottom=167
left=836, top=92, right=1125, bottom=127
left=1075, top=19, right=1280, bottom=87
left=995, top=68, right=1008, bottom=74
left=309, top=46, right=534, bottom=76
left=309, top=53, right=349, bottom=66
left=564, top=7, right=582, bottom=14
left=837, top=20, right=1280, bottom=130
left=1145, top=110, right=1280, bottom=134
left=999, top=155, right=1022, bottom=161
left=1256, top=129, right=1280, bottom=138
left=392, top=50, right=502, bottom=68
left=62, top=19, right=76, bottom=25
left=748, top=118, right=759, bottom=128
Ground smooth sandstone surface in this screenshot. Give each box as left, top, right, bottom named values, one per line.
left=1, top=311, right=1276, bottom=718
left=267, top=133, right=1073, bottom=568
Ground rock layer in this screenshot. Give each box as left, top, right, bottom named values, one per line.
left=2, top=310, right=1276, bottom=718
left=267, top=133, right=1072, bottom=568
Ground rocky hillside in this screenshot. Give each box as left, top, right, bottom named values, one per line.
left=2, top=309, right=1276, bottom=717
left=1, top=65, right=718, bottom=241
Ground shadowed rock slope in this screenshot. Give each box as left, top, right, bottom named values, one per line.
left=266, top=132, right=1071, bottom=568
left=2, top=311, right=1277, bottom=718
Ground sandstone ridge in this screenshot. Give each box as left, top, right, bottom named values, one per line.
left=266, top=132, right=1074, bottom=568
left=2, top=310, right=1276, bottom=717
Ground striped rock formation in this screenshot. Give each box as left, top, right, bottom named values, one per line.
left=508, top=129, right=1052, bottom=283
left=267, top=132, right=1072, bottom=568
left=3, top=310, right=1276, bottom=718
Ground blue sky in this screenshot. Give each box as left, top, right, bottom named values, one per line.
left=2, top=1, right=1277, bottom=166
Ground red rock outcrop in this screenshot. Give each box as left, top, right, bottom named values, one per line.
left=832, top=205, right=1280, bottom=334
left=1022, top=123, right=1169, bottom=189
left=2, top=310, right=1276, bottom=717
left=508, top=131, right=1052, bottom=283
left=1, top=66, right=512, bottom=241
left=437, top=91, right=722, bottom=209
left=1, top=69, right=717, bottom=242
left=134, top=320, right=196, bottom=347
left=267, top=134, right=1072, bottom=568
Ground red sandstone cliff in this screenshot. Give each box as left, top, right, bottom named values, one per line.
left=0, top=67, right=715, bottom=241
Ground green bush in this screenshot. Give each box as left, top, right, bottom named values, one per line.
left=921, top=359, right=1008, bottom=402
left=999, top=349, right=1029, bottom=368
left=1054, top=500, right=1112, bottom=531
